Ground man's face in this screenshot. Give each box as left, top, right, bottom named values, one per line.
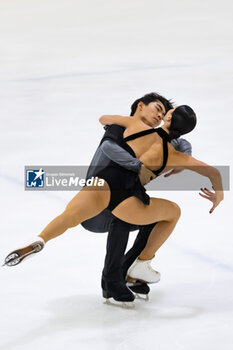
left=140, top=101, right=166, bottom=127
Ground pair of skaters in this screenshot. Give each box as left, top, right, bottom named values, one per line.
left=4, top=92, right=224, bottom=307
left=82, top=93, right=193, bottom=303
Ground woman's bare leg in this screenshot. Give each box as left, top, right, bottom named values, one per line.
left=139, top=215, right=180, bottom=260
left=112, top=196, right=181, bottom=259
left=39, top=182, right=110, bottom=243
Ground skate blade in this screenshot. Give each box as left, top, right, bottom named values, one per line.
left=2, top=242, right=44, bottom=267
left=104, top=298, right=135, bottom=309
left=134, top=293, right=149, bottom=301
left=2, top=253, right=20, bottom=267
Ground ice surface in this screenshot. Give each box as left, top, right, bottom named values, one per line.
left=0, top=0, right=233, bottom=349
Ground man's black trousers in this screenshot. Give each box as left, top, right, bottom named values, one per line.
left=102, top=216, right=157, bottom=282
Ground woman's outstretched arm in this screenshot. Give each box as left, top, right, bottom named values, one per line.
left=172, top=151, right=224, bottom=213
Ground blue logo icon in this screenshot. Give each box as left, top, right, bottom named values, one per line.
left=26, top=168, right=45, bottom=188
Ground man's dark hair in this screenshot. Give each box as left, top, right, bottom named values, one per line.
left=130, top=92, right=174, bottom=116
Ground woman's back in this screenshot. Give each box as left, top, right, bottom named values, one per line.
left=123, top=124, right=179, bottom=175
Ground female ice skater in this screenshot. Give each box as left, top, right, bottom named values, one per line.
left=4, top=102, right=224, bottom=288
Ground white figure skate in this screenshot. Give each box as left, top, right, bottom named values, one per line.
left=126, top=258, right=161, bottom=284
left=2, top=237, right=45, bottom=267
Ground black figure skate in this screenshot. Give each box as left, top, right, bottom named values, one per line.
left=102, top=275, right=135, bottom=309
left=127, top=281, right=150, bottom=301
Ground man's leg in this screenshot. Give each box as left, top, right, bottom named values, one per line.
left=122, top=222, right=157, bottom=278
left=121, top=222, right=157, bottom=298
left=102, top=217, right=135, bottom=302
left=102, top=217, right=131, bottom=280
left=102, top=217, right=158, bottom=300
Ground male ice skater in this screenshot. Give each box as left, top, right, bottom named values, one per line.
left=81, top=93, right=192, bottom=303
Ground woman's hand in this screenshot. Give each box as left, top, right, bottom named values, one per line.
left=199, top=187, right=224, bottom=214
left=139, top=165, right=156, bottom=186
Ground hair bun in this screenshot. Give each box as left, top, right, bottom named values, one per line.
left=169, top=105, right=196, bottom=139
left=169, top=129, right=181, bottom=140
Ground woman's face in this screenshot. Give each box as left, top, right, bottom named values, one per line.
left=140, top=101, right=166, bottom=127
left=163, top=107, right=178, bottom=126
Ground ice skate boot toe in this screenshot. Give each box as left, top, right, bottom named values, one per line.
left=102, top=277, right=135, bottom=308
left=127, top=281, right=150, bottom=301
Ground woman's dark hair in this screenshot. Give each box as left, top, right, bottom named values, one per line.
left=169, top=105, right=197, bottom=140
left=130, top=92, right=174, bottom=116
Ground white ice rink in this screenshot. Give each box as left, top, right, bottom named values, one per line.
left=1, top=0, right=233, bottom=349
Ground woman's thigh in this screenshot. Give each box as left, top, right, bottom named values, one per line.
left=112, top=196, right=179, bottom=226
left=65, top=180, right=111, bottom=223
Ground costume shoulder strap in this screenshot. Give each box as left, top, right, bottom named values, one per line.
left=123, top=128, right=158, bottom=142
left=153, top=128, right=171, bottom=176
left=123, top=127, right=171, bottom=175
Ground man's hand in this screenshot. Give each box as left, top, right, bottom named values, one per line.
left=139, top=164, right=156, bottom=185
left=164, top=167, right=184, bottom=177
